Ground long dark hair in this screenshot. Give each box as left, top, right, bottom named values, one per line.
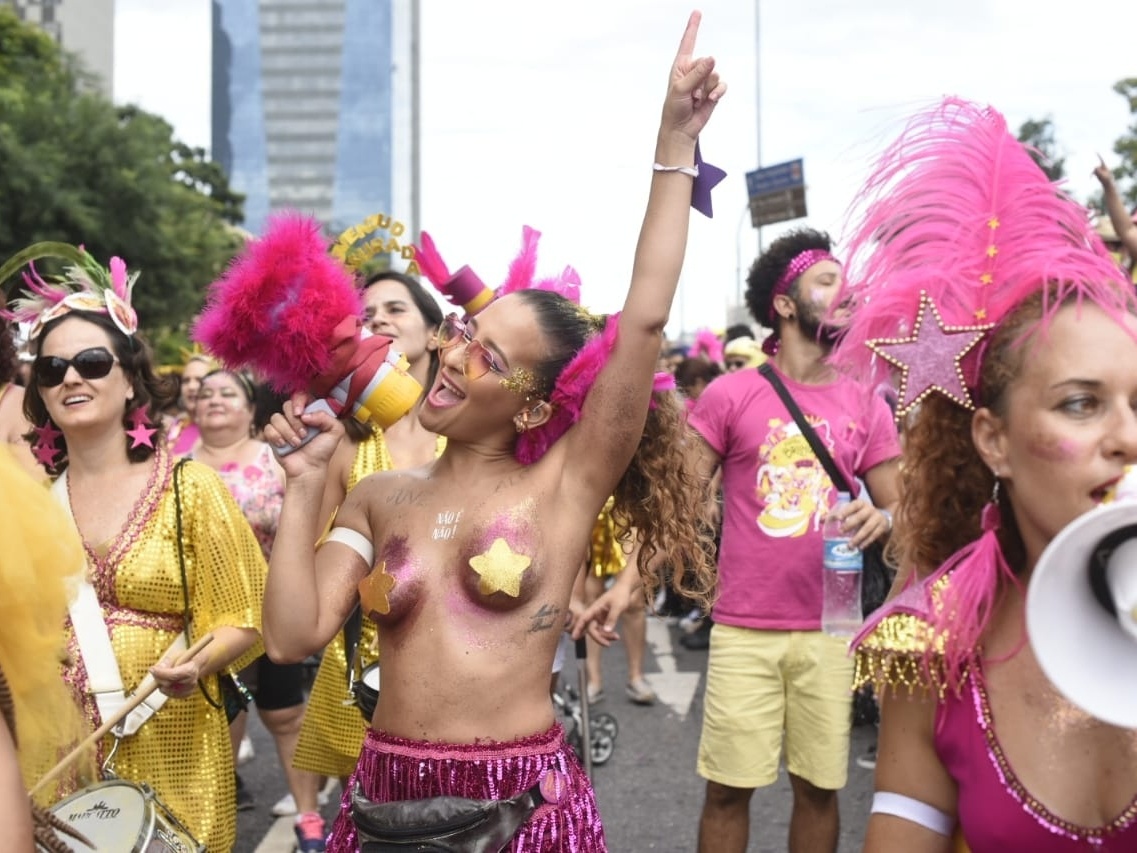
left=23, top=312, right=179, bottom=474
left=0, top=319, right=17, bottom=386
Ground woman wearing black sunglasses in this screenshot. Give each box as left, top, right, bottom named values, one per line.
left=5, top=251, right=268, bottom=852
left=261, top=14, right=724, bottom=851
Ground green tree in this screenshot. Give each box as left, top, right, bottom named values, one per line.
left=1016, top=116, right=1066, bottom=182
left=1109, top=78, right=1137, bottom=209
left=0, top=7, right=244, bottom=360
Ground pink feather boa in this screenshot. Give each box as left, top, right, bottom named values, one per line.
left=193, top=212, right=363, bottom=394
left=514, top=313, right=620, bottom=465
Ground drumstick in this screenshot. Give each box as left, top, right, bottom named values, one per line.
left=30, top=632, right=215, bottom=797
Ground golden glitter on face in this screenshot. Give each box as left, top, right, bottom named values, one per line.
left=469, top=537, right=532, bottom=597
left=499, top=366, right=542, bottom=397
left=358, top=561, right=396, bottom=618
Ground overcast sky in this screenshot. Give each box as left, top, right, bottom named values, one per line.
left=114, top=0, right=1137, bottom=337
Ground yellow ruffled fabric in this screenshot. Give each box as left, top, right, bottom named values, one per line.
left=853, top=574, right=953, bottom=699
left=0, top=447, right=93, bottom=794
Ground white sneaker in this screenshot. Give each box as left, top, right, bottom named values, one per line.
left=237, top=735, right=255, bottom=766
left=271, top=787, right=333, bottom=817
left=272, top=793, right=297, bottom=817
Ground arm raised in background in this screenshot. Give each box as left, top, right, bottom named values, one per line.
left=1094, top=156, right=1137, bottom=259
left=562, top=11, right=726, bottom=500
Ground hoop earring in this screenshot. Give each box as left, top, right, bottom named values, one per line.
left=981, top=478, right=1001, bottom=532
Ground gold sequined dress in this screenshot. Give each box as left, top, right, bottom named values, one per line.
left=293, top=430, right=445, bottom=778
left=58, top=450, right=266, bottom=852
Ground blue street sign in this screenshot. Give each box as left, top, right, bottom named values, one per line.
left=745, top=159, right=804, bottom=198
left=745, top=158, right=807, bottom=228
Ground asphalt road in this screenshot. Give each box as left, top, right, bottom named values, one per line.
left=234, top=618, right=875, bottom=852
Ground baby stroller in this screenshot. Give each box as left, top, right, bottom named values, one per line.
left=553, top=637, right=619, bottom=773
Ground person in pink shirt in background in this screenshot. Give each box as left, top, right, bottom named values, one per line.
left=688, top=227, right=901, bottom=853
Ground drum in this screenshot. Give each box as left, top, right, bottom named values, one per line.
left=45, top=780, right=203, bottom=852
left=353, top=661, right=380, bottom=722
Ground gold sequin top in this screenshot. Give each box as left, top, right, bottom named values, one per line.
left=58, top=454, right=266, bottom=852
left=853, top=573, right=954, bottom=698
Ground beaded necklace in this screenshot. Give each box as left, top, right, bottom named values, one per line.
left=66, top=445, right=172, bottom=602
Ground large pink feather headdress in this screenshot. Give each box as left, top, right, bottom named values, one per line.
left=838, top=98, right=1137, bottom=691
left=833, top=98, right=1134, bottom=414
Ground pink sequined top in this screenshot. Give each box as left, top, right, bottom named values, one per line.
left=855, top=575, right=1137, bottom=853
left=936, top=668, right=1137, bottom=852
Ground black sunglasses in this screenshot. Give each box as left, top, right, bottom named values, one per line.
left=35, top=347, right=119, bottom=387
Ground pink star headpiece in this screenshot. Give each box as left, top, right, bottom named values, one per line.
left=832, top=98, right=1135, bottom=413
left=0, top=242, right=139, bottom=342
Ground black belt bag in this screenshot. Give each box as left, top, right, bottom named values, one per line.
left=351, top=781, right=544, bottom=852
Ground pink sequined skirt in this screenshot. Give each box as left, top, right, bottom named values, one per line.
left=326, top=722, right=607, bottom=852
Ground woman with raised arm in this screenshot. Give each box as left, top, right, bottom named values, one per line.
left=262, top=13, right=723, bottom=851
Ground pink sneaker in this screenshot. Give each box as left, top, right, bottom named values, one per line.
left=294, top=811, right=327, bottom=852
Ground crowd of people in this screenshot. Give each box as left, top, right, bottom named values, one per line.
left=4, top=10, right=1137, bottom=853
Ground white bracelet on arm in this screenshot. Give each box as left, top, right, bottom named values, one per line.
left=653, top=162, right=699, bottom=178
left=321, top=526, right=375, bottom=566
left=871, top=792, right=955, bottom=837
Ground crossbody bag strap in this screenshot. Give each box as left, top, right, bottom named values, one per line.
left=172, top=459, right=226, bottom=713
left=52, top=474, right=177, bottom=737
left=757, top=363, right=854, bottom=495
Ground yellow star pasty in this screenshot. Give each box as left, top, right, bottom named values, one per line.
left=469, top=538, right=531, bottom=597
left=358, top=561, right=396, bottom=617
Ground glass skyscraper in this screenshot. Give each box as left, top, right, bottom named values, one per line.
left=212, top=0, right=405, bottom=236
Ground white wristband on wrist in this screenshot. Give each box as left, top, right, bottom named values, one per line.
left=653, top=162, right=699, bottom=178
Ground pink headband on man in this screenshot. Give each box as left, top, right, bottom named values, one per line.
left=767, top=249, right=839, bottom=324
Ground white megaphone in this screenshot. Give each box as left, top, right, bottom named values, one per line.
left=1027, top=498, right=1137, bottom=728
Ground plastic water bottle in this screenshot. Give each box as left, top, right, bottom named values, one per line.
left=822, top=491, right=863, bottom=637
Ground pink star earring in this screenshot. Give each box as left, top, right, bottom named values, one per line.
left=31, top=419, right=64, bottom=468
left=126, top=407, right=158, bottom=450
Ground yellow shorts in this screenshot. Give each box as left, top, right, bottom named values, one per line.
left=697, top=624, right=854, bottom=790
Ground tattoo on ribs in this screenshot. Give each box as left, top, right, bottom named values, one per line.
left=529, top=603, right=560, bottom=633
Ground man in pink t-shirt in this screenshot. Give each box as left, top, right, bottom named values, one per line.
left=687, top=228, right=901, bottom=853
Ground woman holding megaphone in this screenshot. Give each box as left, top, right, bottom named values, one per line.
left=831, top=100, right=1137, bottom=852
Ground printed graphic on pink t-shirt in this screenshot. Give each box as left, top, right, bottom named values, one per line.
left=755, top=415, right=832, bottom=540
left=689, top=366, right=900, bottom=631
